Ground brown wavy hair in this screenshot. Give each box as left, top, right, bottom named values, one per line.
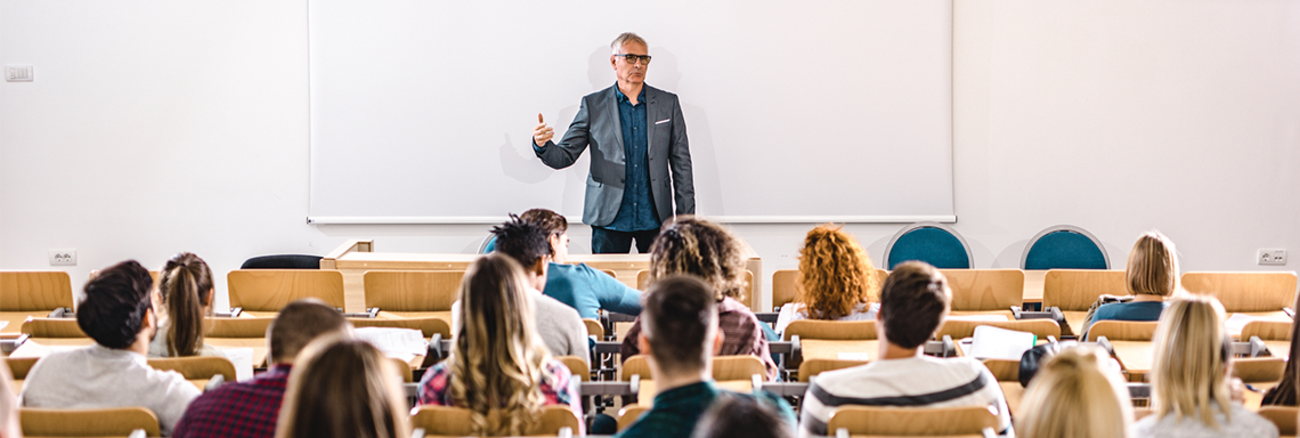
left=795, top=225, right=879, bottom=320
left=648, top=217, right=748, bottom=302
left=158, top=252, right=215, bottom=357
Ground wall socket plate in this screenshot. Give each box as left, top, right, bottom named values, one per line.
left=48, top=249, right=77, bottom=266
left=5, top=65, right=33, bottom=82
left=1258, top=249, right=1288, bottom=266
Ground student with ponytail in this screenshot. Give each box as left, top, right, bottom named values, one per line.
left=150, top=252, right=224, bottom=358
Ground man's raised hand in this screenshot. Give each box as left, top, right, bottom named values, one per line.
left=533, top=113, right=554, bottom=147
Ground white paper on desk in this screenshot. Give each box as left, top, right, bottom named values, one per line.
left=220, top=347, right=255, bottom=382
left=1225, top=313, right=1256, bottom=333
left=837, top=352, right=871, bottom=361
left=947, top=315, right=1009, bottom=322
left=969, top=325, right=1038, bottom=360
left=355, top=327, right=428, bottom=363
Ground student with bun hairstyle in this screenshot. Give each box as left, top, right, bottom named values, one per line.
left=150, top=252, right=223, bottom=358
left=274, top=336, right=411, bottom=438
left=1015, top=346, right=1132, bottom=438
left=1134, top=295, right=1277, bottom=437
left=1083, top=231, right=1179, bottom=335
left=775, top=224, right=880, bottom=334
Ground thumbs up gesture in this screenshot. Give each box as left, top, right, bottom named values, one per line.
left=533, top=113, right=554, bottom=147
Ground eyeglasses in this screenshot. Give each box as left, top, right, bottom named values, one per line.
left=616, top=54, right=652, bottom=65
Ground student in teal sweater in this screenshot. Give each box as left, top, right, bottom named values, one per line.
left=1083, top=231, right=1179, bottom=338
left=491, top=208, right=643, bottom=319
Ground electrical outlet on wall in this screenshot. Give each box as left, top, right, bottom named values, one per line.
left=1258, top=249, right=1288, bottom=266
left=48, top=249, right=77, bottom=266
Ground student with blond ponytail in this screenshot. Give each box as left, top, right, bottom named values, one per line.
left=1015, top=346, right=1132, bottom=438
left=149, top=252, right=224, bottom=358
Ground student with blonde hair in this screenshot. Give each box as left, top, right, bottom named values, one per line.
left=150, top=252, right=224, bottom=358
left=1083, top=230, right=1180, bottom=335
left=274, top=335, right=410, bottom=438
left=417, top=253, right=582, bottom=436
left=619, top=217, right=777, bottom=380
left=1134, top=295, right=1277, bottom=437
left=775, top=224, right=880, bottom=334
left=1016, top=346, right=1133, bottom=438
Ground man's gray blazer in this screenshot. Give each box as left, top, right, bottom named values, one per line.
left=535, top=84, right=695, bottom=227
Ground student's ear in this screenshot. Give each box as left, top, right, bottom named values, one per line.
left=712, top=330, right=725, bottom=355
left=533, top=259, right=547, bottom=276
left=144, top=307, right=157, bottom=330
left=204, top=288, right=215, bottom=308
left=638, top=333, right=652, bottom=357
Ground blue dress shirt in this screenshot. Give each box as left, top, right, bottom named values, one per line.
left=605, top=86, right=659, bottom=232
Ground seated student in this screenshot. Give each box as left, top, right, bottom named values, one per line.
left=616, top=276, right=794, bottom=438
left=798, top=262, right=1012, bottom=438
left=0, top=360, right=18, bottom=438
left=1134, top=295, right=1278, bottom=438
left=775, top=224, right=881, bottom=334
left=691, top=393, right=795, bottom=438
left=517, top=208, right=643, bottom=319
left=1262, top=293, right=1300, bottom=406
left=419, top=253, right=583, bottom=436
left=1082, top=230, right=1179, bottom=336
left=275, top=335, right=411, bottom=438
left=150, top=252, right=224, bottom=358
left=1016, top=346, right=1132, bottom=438
left=173, top=299, right=352, bottom=438
left=20, top=260, right=201, bottom=436
left=464, top=217, right=588, bottom=364
left=620, top=217, right=778, bottom=380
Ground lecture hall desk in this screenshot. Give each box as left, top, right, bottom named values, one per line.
left=320, top=239, right=765, bottom=312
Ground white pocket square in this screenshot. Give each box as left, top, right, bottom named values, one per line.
left=655, top=118, right=671, bottom=125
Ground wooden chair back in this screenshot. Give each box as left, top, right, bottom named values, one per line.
left=349, top=317, right=450, bottom=339
left=600, top=269, right=619, bottom=279
left=784, top=320, right=876, bottom=341
left=1042, top=269, right=1127, bottom=310
left=1242, top=320, right=1292, bottom=341
left=4, top=357, right=38, bottom=380
left=20, top=318, right=86, bottom=338
left=147, top=356, right=237, bottom=382
left=982, top=359, right=1021, bottom=382
left=390, top=357, right=414, bottom=383
left=937, top=319, right=1061, bottom=340
left=1258, top=406, right=1299, bottom=437
left=1133, top=407, right=1155, bottom=420
left=1181, top=271, right=1299, bottom=313
left=797, top=359, right=868, bottom=382
left=1086, top=321, right=1159, bottom=342
left=582, top=318, right=604, bottom=338
left=1232, top=356, right=1286, bottom=384
left=207, top=317, right=274, bottom=338
left=621, top=355, right=652, bottom=381
left=621, top=355, right=767, bottom=382
left=411, top=404, right=581, bottom=437
left=772, top=269, right=799, bottom=310
left=0, top=271, right=73, bottom=312
left=617, top=405, right=650, bottom=431
left=21, top=407, right=161, bottom=437
left=558, top=355, right=590, bottom=382
left=827, top=405, right=997, bottom=436
left=363, top=270, right=461, bottom=312
left=636, top=270, right=650, bottom=290
left=227, top=269, right=345, bottom=312
left=940, top=269, right=1025, bottom=311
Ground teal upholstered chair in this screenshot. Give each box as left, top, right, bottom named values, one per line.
left=1021, top=225, right=1109, bottom=270
left=478, top=235, right=498, bottom=254
left=883, top=222, right=973, bottom=270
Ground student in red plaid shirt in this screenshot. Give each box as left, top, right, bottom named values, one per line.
left=172, top=299, right=351, bottom=438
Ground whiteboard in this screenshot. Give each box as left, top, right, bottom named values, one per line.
left=308, top=0, right=954, bottom=224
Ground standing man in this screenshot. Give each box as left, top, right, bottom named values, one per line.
left=533, top=32, right=694, bottom=254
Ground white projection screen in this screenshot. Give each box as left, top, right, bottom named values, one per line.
left=308, top=0, right=954, bottom=224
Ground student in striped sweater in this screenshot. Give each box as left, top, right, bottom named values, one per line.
left=798, top=261, right=1012, bottom=437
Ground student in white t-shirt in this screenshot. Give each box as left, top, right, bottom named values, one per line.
left=775, top=224, right=881, bottom=334
left=21, top=260, right=201, bottom=436
left=798, top=261, right=1012, bottom=438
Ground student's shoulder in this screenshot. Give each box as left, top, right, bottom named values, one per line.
left=1228, top=404, right=1281, bottom=436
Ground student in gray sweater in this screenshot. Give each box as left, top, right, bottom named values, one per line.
left=21, top=260, right=201, bottom=436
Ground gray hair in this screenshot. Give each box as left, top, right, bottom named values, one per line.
left=611, top=32, right=647, bottom=53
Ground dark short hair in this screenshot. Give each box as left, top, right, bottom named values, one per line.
left=878, top=261, right=950, bottom=349
left=642, top=275, right=717, bottom=374
left=691, top=394, right=794, bottom=438
left=78, top=260, right=154, bottom=349
left=491, top=215, right=551, bottom=273
left=269, top=299, right=351, bottom=364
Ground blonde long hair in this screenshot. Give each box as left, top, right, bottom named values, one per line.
left=1150, top=295, right=1233, bottom=428
left=450, top=253, right=554, bottom=435
left=275, top=335, right=411, bottom=438
left=1016, top=346, right=1133, bottom=438
left=1126, top=231, right=1179, bottom=297
left=795, top=224, right=879, bottom=319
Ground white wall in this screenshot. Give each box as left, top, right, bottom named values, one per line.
left=2, top=0, right=1297, bottom=310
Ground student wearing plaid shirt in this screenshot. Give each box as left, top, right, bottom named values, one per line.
left=172, top=299, right=351, bottom=438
